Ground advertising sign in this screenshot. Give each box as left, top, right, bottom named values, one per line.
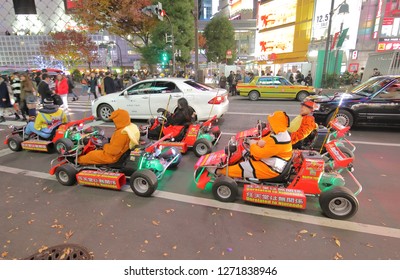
left=257, top=26, right=295, bottom=56
left=258, top=0, right=297, bottom=31
left=311, top=0, right=362, bottom=50
left=376, top=0, right=400, bottom=51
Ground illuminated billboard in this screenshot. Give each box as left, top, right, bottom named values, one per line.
left=377, top=0, right=400, bottom=52
left=258, top=0, right=297, bottom=31
left=256, top=25, right=295, bottom=58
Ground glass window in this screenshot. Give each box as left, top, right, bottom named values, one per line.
left=278, top=77, right=291, bottom=85
left=126, top=81, right=153, bottom=95
left=184, top=80, right=214, bottom=91
left=154, top=81, right=179, bottom=93
left=13, top=0, right=37, bottom=14
left=257, top=77, right=273, bottom=85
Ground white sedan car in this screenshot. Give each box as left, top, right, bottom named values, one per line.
left=91, top=78, right=229, bottom=121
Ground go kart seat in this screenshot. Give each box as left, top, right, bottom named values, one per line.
left=97, top=149, right=131, bottom=169
left=260, top=155, right=294, bottom=183
left=293, top=129, right=318, bottom=150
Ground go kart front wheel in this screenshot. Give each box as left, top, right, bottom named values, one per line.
left=319, top=186, right=359, bottom=220
left=193, top=138, right=212, bottom=157
left=212, top=176, right=238, bottom=202
left=130, top=169, right=158, bottom=197
left=55, top=138, right=74, bottom=154
left=8, top=135, right=23, bottom=151
left=55, top=164, right=77, bottom=186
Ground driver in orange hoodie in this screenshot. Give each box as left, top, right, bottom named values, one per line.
left=217, top=111, right=292, bottom=179
left=78, top=109, right=140, bottom=165
left=288, top=100, right=317, bottom=147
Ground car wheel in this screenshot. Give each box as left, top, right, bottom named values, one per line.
left=248, top=91, right=260, bottom=101
left=8, top=136, right=23, bottom=151
left=130, top=169, right=158, bottom=197
left=55, top=138, right=74, bottom=154
left=212, top=176, right=238, bottom=202
left=55, top=164, right=77, bottom=186
left=319, top=186, right=359, bottom=219
left=328, top=110, right=354, bottom=128
left=193, top=138, right=212, bottom=157
left=97, top=104, right=114, bottom=122
left=296, top=91, right=308, bottom=101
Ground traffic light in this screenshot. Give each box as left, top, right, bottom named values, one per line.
left=154, top=2, right=165, bottom=21
left=161, top=52, right=169, bottom=66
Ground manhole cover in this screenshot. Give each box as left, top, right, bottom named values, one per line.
left=25, top=244, right=93, bottom=260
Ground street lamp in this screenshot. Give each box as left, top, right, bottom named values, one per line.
left=109, top=41, right=122, bottom=67
left=321, top=0, right=350, bottom=88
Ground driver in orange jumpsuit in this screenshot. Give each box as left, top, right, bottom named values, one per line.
left=288, top=100, right=317, bottom=147
left=217, top=111, right=292, bottom=179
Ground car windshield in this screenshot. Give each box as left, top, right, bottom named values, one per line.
left=184, top=80, right=214, bottom=91
left=351, top=77, right=394, bottom=96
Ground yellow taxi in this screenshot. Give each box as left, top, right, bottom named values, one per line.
left=237, top=76, right=316, bottom=101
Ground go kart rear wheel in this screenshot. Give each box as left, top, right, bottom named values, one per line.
left=55, top=164, right=77, bottom=186
left=130, top=169, right=158, bottom=197
left=212, top=176, right=238, bottom=202
left=193, top=138, right=212, bottom=157
left=8, top=135, right=23, bottom=151
left=55, top=138, right=74, bottom=154
left=319, top=186, right=359, bottom=220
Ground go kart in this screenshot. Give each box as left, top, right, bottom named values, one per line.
left=49, top=131, right=182, bottom=197
left=194, top=134, right=362, bottom=220
left=4, top=116, right=99, bottom=154
left=142, top=113, right=221, bottom=157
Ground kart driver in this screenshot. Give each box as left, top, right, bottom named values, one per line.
left=24, top=98, right=68, bottom=139
left=148, top=97, right=196, bottom=139
left=78, top=109, right=140, bottom=165
left=288, top=100, right=317, bottom=147
left=216, top=111, right=292, bottom=179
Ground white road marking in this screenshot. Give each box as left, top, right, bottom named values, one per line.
left=226, top=112, right=297, bottom=117
left=0, top=162, right=399, bottom=239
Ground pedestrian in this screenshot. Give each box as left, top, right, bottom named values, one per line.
left=289, top=73, right=295, bottom=84
left=304, top=71, right=313, bottom=86
left=360, top=67, right=364, bottom=81
left=55, top=73, right=69, bottom=111
left=296, top=70, right=304, bottom=84
left=219, top=73, right=227, bottom=89
left=67, top=75, right=79, bottom=101
left=37, top=73, right=55, bottom=104
left=350, top=71, right=360, bottom=86
left=11, top=72, right=24, bottom=120
left=113, top=74, right=123, bottom=92
left=103, top=71, right=116, bottom=94
left=88, top=72, right=99, bottom=99
left=80, top=73, right=89, bottom=95
left=371, top=68, right=381, bottom=78
left=20, top=73, right=37, bottom=120
left=231, top=73, right=238, bottom=96
left=227, top=71, right=234, bottom=94
left=0, top=75, right=17, bottom=123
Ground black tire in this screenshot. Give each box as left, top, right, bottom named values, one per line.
left=212, top=176, right=238, bottom=202
left=97, top=104, right=114, bottom=122
left=130, top=169, right=158, bottom=197
left=319, top=186, right=359, bottom=220
left=193, top=138, right=212, bottom=157
left=328, top=110, right=354, bottom=128
left=296, top=91, right=309, bottom=101
left=248, top=90, right=260, bottom=101
left=55, top=164, right=78, bottom=186
left=8, top=135, right=23, bottom=151
left=55, top=138, right=75, bottom=154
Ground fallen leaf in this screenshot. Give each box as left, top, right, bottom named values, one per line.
left=156, top=234, right=161, bottom=238
left=38, top=245, right=48, bottom=253
left=230, top=212, right=233, bottom=216
left=334, top=252, right=343, bottom=260
left=163, top=253, right=168, bottom=256
left=333, top=237, right=341, bottom=247
left=65, top=230, right=74, bottom=240
left=221, top=251, right=225, bottom=256
left=209, top=247, right=214, bottom=251
left=100, top=212, right=104, bottom=216
left=197, top=251, right=201, bottom=254
left=126, top=204, right=132, bottom=207
left=211, top=212, right=216, bottom=215
left=152, top=220, right=160, bottom=226
left=1, top=252, right=8, bottom=258
left=247, top=232, right=253, bottom=236
left=380, top=174, right=387, bottom=177
left=366, top=243, right=374, bottom=248
left=51, top=224, right=64, bottom=229
left=60, top=247, right=71, bottom=260
left=97, top=224, right=103, bottom=227
left=144, top=240, right=149, bottom=244
left=6, top=240, right=10, bottom=244
left=7, top=215, right=12, bottom=219
left=310, top=233, right=317, bottom=237
left=172, top=245, right=177, bottom=250
left=299, top=229, right=308, bottom=234
left=28, top=220, right=35, bottom=224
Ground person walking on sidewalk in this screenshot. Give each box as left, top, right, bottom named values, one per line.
left=0, top=75, right=18, bottom=123
left=103, top=71, right=116, bottom=95
left=67, top=75, right=79, bottom=101
left=88, top=72, right=99, bottom=100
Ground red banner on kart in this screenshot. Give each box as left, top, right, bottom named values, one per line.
left=76, top=170, right=126, bottom=190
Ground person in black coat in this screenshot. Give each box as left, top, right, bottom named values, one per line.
left=0, top=75, right=13, bottom=122
left=37, top=74, right=54, bottom=103
left=103, top=71, right=116, bottom=94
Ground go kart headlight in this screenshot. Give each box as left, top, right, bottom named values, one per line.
left=8, top=125, right=15, bottom=129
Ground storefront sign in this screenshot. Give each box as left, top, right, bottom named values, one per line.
left=258, top=0, right=297, bottom=31
left=377, top=40, right=400, bottom=52
left=257, top=25, right=295, bottom=55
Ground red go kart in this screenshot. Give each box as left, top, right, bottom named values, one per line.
left=194, top=134, right=362, bottom=220
left=142, top=114, right=221, bottom=157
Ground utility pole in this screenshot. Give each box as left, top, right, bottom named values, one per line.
left=164, top=14, right=176, bottom=74
left=193, top=0, right=199, bottom=81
